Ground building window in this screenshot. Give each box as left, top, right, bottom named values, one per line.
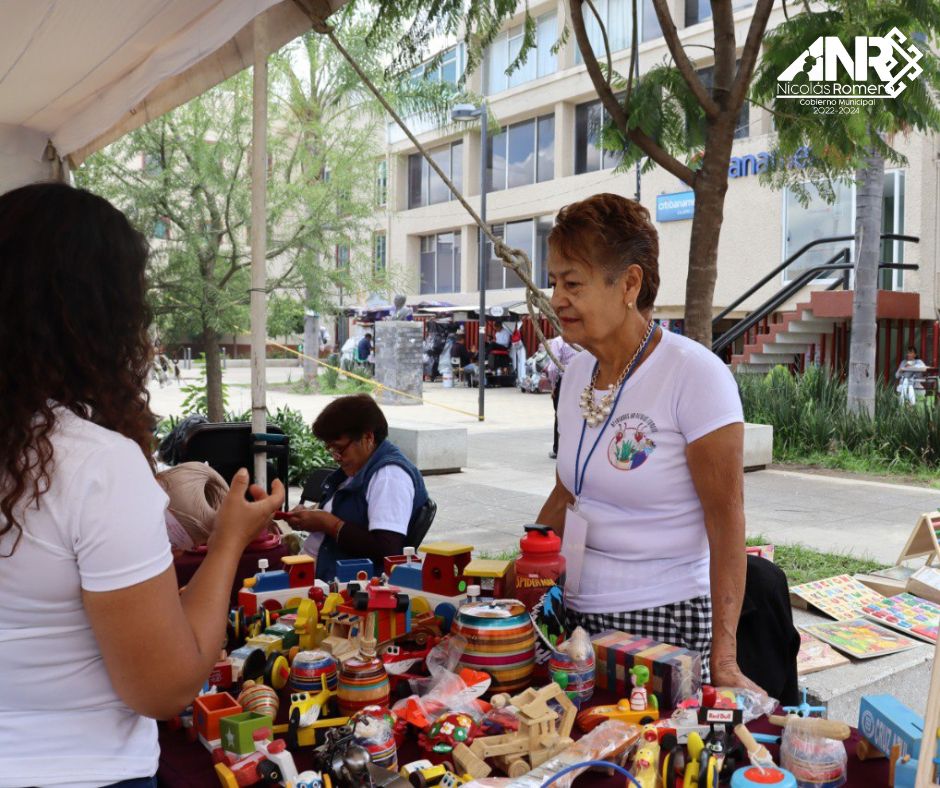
left=686, top=0, right=752, bottom=27
left=695, top=66, right=750, bottom=139
left=782, top=180, right=854, bottom=283
left=487, top=114, right=555, bottom=192
left=373, top=234, right=387, bottom=274
left=408, top=141, right=463, bottom=209
left=575, top=99, right=624, bottom=174
left=485, top=12, right=557, bottom=95
left=411, top=44, right=465, bottom=87
left=336, top=244, right=350, bottom=269
left=420, top=231, right=461, bottom=294
left=375, top=160, right=387, bottom=206
left=485, top=217, right=553, bottom=290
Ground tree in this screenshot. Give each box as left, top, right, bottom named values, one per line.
left=752, top=1, right=940, bottom=416
left=267, top=291, right=306, bottom=344
left=372, top=0, right=775, bottom=345
left=77, top=10, right=405, bottom=419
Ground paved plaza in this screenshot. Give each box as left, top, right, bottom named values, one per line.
left=150, top=363, right=940, bottom=564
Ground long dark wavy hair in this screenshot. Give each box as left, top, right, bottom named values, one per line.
left=0, top=182, right=156, bottom=556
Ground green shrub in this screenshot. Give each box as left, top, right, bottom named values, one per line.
left=737, top=365, right=940, bottom=470
left=180, top=355, right=229, bottom=416
left=266, top=405, right=334, bottom=485
left=322, top=353, right=340, bottom=390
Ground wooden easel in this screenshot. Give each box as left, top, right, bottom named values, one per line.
left=897, top=512, right=940, bottom=566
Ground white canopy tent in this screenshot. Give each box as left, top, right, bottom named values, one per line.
left=2, top=0, right=348, bottom=485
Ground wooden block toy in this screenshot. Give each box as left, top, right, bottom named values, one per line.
left=219, top=711, right=273, bottom=756
left=336, top=558, right=374, bottom=583
left=282, top=554, right=316, bottom=586
left=464, top=558, right=513, bottom=599
left=193, top=692, right=242, bottom=743
left=857, top=695, right=924, bottom=761
left=590, top=630, right=702, bottom=707
left=420, top=541, right=473, bottom=596
left=246, top=633, right=283, bottom=656
left=388, top=563, right=423, bottom=591
left=264, top=621, right=298, bottom=650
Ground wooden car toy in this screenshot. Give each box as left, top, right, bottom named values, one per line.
left=353, top=580, right=410, bottom=612
left=576, top=698, right=660, bottom=732
left=399, top=759, right=448, bottom=787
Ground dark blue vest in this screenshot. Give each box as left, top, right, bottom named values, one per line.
left=315, top=439, right=428, bottom=581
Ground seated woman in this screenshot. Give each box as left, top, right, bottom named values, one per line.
left=277, top=394, right=428, bottom=581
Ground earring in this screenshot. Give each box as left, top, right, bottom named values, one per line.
left=627, top=302, right=634, bottom=309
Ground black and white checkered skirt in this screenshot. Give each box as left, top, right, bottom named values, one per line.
left=566, top=595, right=713, bottom=683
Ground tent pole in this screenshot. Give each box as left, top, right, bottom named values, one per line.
left=250, top=16, right=268, bottom=489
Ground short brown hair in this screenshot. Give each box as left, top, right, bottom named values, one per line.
left=312, top=394, right=388, bottom=444
left=548, top=193, right=660, bottom=311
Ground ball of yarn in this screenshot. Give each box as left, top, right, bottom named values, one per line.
left=156, top=462, right=228, bottom=547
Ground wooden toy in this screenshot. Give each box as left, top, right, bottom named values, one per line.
left=548, top=649, right=595, bottom=707
left=452, top=683, right=576, bottom=778
left=294, top=771, right=332, bottom=788
left=290, top=650, right=339, bottom=693
left=590, top=629, right=701, bottom=707
left=337, top=612, right=391, bottom=716
left=576, top=698, right=660, bottom=732
left=194, top=692, right=242, bottom=745
left=237, top=681, right=279, bottom=719
left=768, top=715, right=851, bottom=740
left=237, top=555, right=319, bottom=618
left=336, top=558, right=374, bottom=583
left=730, top=766, right=798, bottom=787
left=219, top=711, right=274, bottom=756
left=452, top=599, right=536, bottom=695
left=213, top=735, right=300, bottom=787
left=856, top=695, right=924, bottom=762
left=350, top=705, right=398, bottom=770
left=417, top=541, right=473, bottom=596
left=463, top=558, right=512, bottom=599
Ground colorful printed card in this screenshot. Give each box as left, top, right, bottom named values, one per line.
left=790, top=574, right=885, bottom=621
left=862, top=593, right=940, bottom=643
left=801, top=618, right=918, bottom=659
left=797, top=631, right=849, bottom=675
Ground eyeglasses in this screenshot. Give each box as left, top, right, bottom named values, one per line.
left=326, top=437, right=355, bottom=459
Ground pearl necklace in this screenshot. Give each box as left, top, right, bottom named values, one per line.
left=579, top=320, right=656, bottom=427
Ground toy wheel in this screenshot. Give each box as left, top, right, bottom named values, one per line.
left=347, top=582, right=361, bottom=595
left=232, top=606, right=245, bottom=640
left=265, top=653, right=290, bottom=690
left=242, top=648, right=266, bottom=683
left=661, top=749, right=674, bottom=787
left=411, top=596, right=431, bottom=615
left=395, top=594, right=409, bottom=612
left=640, top=715, right=654, bottom=725
left=258, top=759, right=282, bottom=782
left=683, top=763, right=698, bottom=788
left=409, top=774, right=427, bottom=788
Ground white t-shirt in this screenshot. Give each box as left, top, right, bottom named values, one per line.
left=557, top=329, right=743, bottom=614
left=0, top=409, right=172, bottom=788
left=304, top=466, right=415, bottom=557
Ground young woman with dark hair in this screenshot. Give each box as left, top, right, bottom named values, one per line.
left=0, top=182, right=284, bottom=788
left=277, top=394, right=428, bottom=580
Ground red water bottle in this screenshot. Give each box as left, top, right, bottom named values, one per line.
left=513, top=525, right=566, bottom=611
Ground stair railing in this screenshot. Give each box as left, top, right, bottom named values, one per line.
left=712, top=233, right=919, bottom=356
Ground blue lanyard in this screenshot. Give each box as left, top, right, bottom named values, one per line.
left=573, top=327, right=657, bottom=498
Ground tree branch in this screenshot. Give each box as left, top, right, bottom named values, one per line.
left=569, top=0, right=696, bottom=185
left=728, top=0, right=775, bottom=111
left=650, top=0, right=719, bottom=118
left=583, top=0, right=613, bottom=87
left=710, top=0, right=736, bottom=104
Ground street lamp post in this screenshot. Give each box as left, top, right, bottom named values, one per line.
left=452, top=102, right=487, bottom=421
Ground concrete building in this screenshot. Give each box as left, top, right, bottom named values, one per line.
left=368, top=0, right=939, bottom=376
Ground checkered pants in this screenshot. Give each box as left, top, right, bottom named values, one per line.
left=566, top=595, right=713, bottom=683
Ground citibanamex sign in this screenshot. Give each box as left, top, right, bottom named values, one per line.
left=777, top=27, right=923, bottom=113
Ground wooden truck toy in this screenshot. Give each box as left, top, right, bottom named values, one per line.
left=212, top=729, right=300, bottom=787
left=237, top=555, right=321, bottom=618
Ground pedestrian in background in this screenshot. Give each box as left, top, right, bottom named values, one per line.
left=545, top=334, right=578, bottom=459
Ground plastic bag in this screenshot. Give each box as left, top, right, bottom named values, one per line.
left=392, top=636, right=491, bottom=730
left=781, top=716, right=847, bottom=788
left=463, top=720, right=641, bottom=788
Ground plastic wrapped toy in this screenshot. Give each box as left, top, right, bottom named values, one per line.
left=549, top=626, right=595, bottom=707
left=781, top=716, right=847, bottom=788
left=350, top=705, right=398, bottom=770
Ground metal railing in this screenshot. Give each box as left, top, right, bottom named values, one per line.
left=712, top=233, right=919, bottom=356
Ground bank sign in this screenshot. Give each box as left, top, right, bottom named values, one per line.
left=777, top=27, right=923, bottom=105
left=656, top=191, right=694, bottom=222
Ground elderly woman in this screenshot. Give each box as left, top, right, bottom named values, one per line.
left=278, top=394, right=428, bottom=581
left=537, top=193, right=758, bottom=691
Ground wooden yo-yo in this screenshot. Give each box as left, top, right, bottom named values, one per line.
left=237, top=680, right=279, bottom=719
left=337, top=612, right=390, bottom=716
left=453, top=598, right=536, bottom=695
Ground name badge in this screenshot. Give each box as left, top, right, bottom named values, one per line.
left=562, top=503, right=589, bottom=596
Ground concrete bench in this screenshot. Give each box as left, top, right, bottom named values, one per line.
left=744, top=423, right=773, bottom=470
left=388, top=421, right=467, bottom=475
left=792, top=608, right=934, bottom=724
